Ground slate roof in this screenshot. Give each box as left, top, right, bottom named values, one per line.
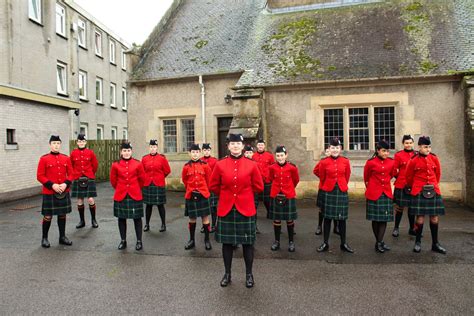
left=131, top=0, right=474, bottom=87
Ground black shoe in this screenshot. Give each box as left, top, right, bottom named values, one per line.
left=288, top=241, right=296, bottom=252
left=200, top=227, right=205, bottom=233
left=118, top=240, right=127, bottom=250
left=375, top=242, right=385, bottom=253
left=413, top=242, right=421, bottom=253
left=340, top=243, right=354, bottom=253
left=91, top=219, right=99, bottom=228
left=205, top=240, right=212, bottom=251
left=143, top=224, right=150, bottom=232
left=59, top=236, right=72, bottom=246
left=220, top=273, right=231, bottom=287
left=408, top=229, right=417, bottom=236
left=159, top=224, right=166, bottom=232
left=184, top=240, right=195, bottom=250
left=315, top=226, right=322, bottom=235
left=136, top=241, right=143, bottom=251
left=76, top=221, right=85, bottom=229
left=271, top=240, right=280, bottom=251
left=317, top=242, right=329, bottom=252
left=256, top=226, right=261, bottom=234
left=431, top=243, right=447, bottom=254
left=392, top=228, right=400, bottom=237
left=41, top=238, right=50, bottom=248
left=245, top=274, right=254, bottom=288
left=381, top=241, right=391, bottom=251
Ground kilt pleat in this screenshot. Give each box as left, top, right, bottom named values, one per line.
left=256, top=183, right=272, bottom=207
left=366, top=193, right=394, bottom=222
left=268, top=198, right=297, bottom=221
left=316, top=189, right=326, bottom=209
left=215, top=207, right=256, bottom=245
left=184, top=196, right=211, bottom=218
left=210, top=193, right=218, bottom=216
left=142, top=184, right=166, bottom=205
left=41, top=194, right=72, bottom=216
left=322, top=184, right=349, bottom=220
left=71, top=179, right=97, bottom=198
left=114, top=195, right=144, bottom=219
left=393, top=188, right=411, bottom=208
left=409, top=194, right=445, bottom=216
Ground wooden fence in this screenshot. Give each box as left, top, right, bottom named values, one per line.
left=69, top=140, right=124, bottom=181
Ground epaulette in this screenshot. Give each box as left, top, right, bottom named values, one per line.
left=60, top=153, right=68, bottom=157
left=160, top=154, right=166, bottom=158
left=219, top=156, right=228, bottom=161
left=133, top=158, right=140, bottom=162
left=387, top=157, right=394, bottom=160
left=289, top=162, right=297, bottom=167
left=430, top=152, right=437, bottom=156
left=410, top=152, right=420, bottom=159
left=368, top=156, right=376, bottom=161
left=200, top=160, right=208, bottom=164
left=340, top=156, right=349, bottom=160
left=142, top=154, right=148, bottom=158
left=185, top=160, right=192, bottom=166
left=41, top=153, right=50, bottom=157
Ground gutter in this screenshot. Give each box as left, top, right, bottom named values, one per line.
left=199, top=75, right=206, bottom=143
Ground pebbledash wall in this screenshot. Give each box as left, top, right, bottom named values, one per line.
left=129, top=76, right=466, bottom=201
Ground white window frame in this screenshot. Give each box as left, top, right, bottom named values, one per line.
left=78, top=17, right=87, bottom=48
left=160, top=117, right=196, bottom=153
left=121, top=88, right=127, bottom=110
left=78, top=70, right=87, bottom=100
left=79, top=123, right=88, bottom=138
left=96, top=125, right=104, bottom=140
left=121, top=48, right=127, bottom=70
left=56, top=61, right=67, bottom=95
left=94, top=30, right=102, bottom=57
left=110, top=83, right=116, bottom=108
left=55, top=3, right=66, bottom=37
left=95, top=77, right=103, bottom=104
left=28, top=0, right=42, bottom=24
left=122, top=128, right=128, bottom=140
left=109, top=39, right=116, bottom=64
left=111, top=126, right=118, bottom=140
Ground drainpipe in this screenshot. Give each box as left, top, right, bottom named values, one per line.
left=199, top=75, right=206, bottom=143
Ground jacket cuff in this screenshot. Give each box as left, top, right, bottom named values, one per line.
left=64, top=180, right=72, bottom=189
left=44, top=181, right=54, bottom=190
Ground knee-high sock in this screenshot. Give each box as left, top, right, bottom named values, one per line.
left=42, top=217, right=52, bottom=239
left=415, top=223, right=424, bottom=243
left=339, top=220, right=347, bottom=245
left=203, top=223, right=210, bottom=241
left=188, top=222, right=196, bottom=241
left=242, top=244, right=254, bottom=275
left=118, top=218, right=127, bottom=240
left=89, top=204, right=96, bottom=221
left=318, top=211, right=324, bottom=227
left=394, top=209, right=403, bottom=229
left=287, top=221, right=294, bottom=242
left=134, top=218, right=143, bottom=241
left=78, top=204, right=85, bottom=222
left=57, top=215, right=66, bottom=238
left=273, top=221, right=281, bottom=241
left=158, top=205, right=166, bottom=225
left=222, top=244, right=233, bottom=274
left=323, top=218, right=332, bottom=243
left=408, top=213, right=415, bottom=230
left=429, top=222, right=439, bottom=245
left=145, top=204, right=153, bottom=225
left=377, top=222, right=387, bottom=242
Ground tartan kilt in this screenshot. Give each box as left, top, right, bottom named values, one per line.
left=257, top=183, right=272, bottom=205
left=71, top=179, right=97, bottom=198
left=113, top=195, right=144, bottom=219
left=215, top=207, right=256, bottom=245
left=184, top=197, right=211, bottom=218
left=393, top=188, right=411, bottom=208
left=269, top=198, right=297, bottom=221
left=142, top=184, right=166, bottom=205
left=409, top=194, right=445, bottom=216
left=322, top=185, right=349, bottom=220
left=366, top=193, right=394, bottom=222
left=41, top=193, right=72, bottom=216
left=316, top=189, right=326, bottom=209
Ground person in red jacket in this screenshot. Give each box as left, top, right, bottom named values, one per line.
left=268, top=145, right=300, bottom=252
left=70, top=134, right=99, bottom=229
left=36, top=135, right=74, bottom=248
left=243, top=144, right=258, bottom=211
left=253, top=139, right=275, bottom=216
left=210, top=134, right=264, bottom=288
left=364, top=140, right=395, bottom=253
left=110, top=142, right=147, bottom=251
left=181, top=144, right=212, bottom=251
left=314, top=138, right=353, bottom=253
left=406, top=136, right=446, bottom=254
left=142, top=139, right=171, bottom=233
left=391, top=135, right=416, bottom=237
left=200, top=143, right=218, bottom=233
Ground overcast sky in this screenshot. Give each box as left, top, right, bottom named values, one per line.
left=74, top=0, right=174, bottom=45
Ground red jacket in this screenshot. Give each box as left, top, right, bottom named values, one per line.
left=269, top=162, right=300, bottom=198
left=37, top=152, right=74, bottom=195
left=70, top=148, right=98, bottom=180
left=210, top=155, right=264, bottom=217
left=141, top=153, right=171, bottom=187
left=201, top=156, right=218, bottom=171
left=393, top=150, right=416, bottom=189
left=313, top=156, right=351, bottom=192
left=364, top=156, right=395, bottom=200
left=181, top=160, right=212, bottom=199
left=405, top=153, right=442, bottom=196
left=110, top=158, right=146, bottom=201
left=253, top=151, right=275, bottom=183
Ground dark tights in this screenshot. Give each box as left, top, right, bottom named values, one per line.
left=118, top=218, right=143, bottom=241
left=145, top=204, right=166, bottom=225
left=323, top=218, right=346, bottom=244
left=222, top=244, right=254, bottom=275
left=371, top=221, right=387, bottom=242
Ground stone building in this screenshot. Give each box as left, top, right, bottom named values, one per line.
left=128, top=0, right=474, bottom=207
left=0, top=0, right=130, bottom=201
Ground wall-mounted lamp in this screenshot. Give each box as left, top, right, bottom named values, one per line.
left=224, top=94, right=232, bottom=104
left=74, top=109, right=80, bottom=116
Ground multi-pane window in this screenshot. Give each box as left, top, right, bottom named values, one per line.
left=28, top=0, right=42, bottom=23
left=96, top=125, right=104, bottom=140
left=78, top=18, right=87, bottom=48
left=374, top=107, right=395, bottom=148
left=78, top=70, right=87, bottom=99
left=111, top=126, right=117, bottom=140
left=349, top=108, right=369, bottom=150
left=121, top=48, right=127, bottom=70
left=121, top=88, right=127, bottom=110
left=163, top=120, right=177, bottom=153
left=324, top=109, right=344, bottom=148
left=55, top=3, right=66, bottom=36
left=110, top=83, right=116, bottom=107
left=56, top=61, right=67, bottom=95
left=109, top=39, right=116, bottom=64
left=95, top=30, right=102, bottom=56
left=181, top=119, right=195, bottom=152
left=95, top=77, right=103, bottom=104
left=162, top=118, right=195, bottom=153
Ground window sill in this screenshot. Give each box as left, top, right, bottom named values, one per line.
left=96, top=101, right=104, bottom=106
left=56, top=33, right=68, bottom=40
left=29, top=18, right=43, bottom=27
left=5, top=144, right=18, bottom=150
left=121, top=67, right=127, bottom=72
left=95, top=54, right=103, bottom=59
left=164, top=152, right=191, bottom=161
left=57, top=92, right=69, bottom=98
left=79, top=45, right=88, bottom=51
left=79, top=97, right=89, bottom=102
left=110, top=62, right=117, bottom=66
left=122, top=107, right=127, bottom=112
left=111, top=105, right=117, bottom=109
